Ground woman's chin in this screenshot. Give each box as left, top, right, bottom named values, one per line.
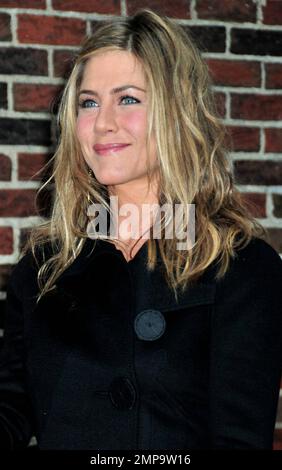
left=94, top=173, right=133, bottom=187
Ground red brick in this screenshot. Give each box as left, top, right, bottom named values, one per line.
left=0, top=265, right=12, bottom=290
left=227, top=126, right=260, bottom=152
left=19, top=227, right=32, bottom=252
left=0, top=13, right=11, bottom=41
left=18, top=152, right=49, bottom=180
left=214, top=91, right=226, bottom=118
left=0, top=189, right=37, bottom=217
left=272, top=194, right=282, bottom=218
left=196, top=0, right=256, bottom=22
left=0, top=154, right=11, bottom=181
left=263, top=227, right=282, bottom=254
left=53, top=49, right=76, bottom=78
left=265, top=128, right=282, bottom=153
left=52, top=0, right=120, bottom=14
left=0, top=82, right=7, bottom=109
left=14, top=83, right=63, bottom=112
left=241, top=192, right=266, bottom=218
left=265, top=64, right=282, bottom=89
left=275, top=393, right=282, bottom=424
left=231, top=94, right=282, bottom=120
left=207, top=59, right=260, bottom=87
left=18, top=14, right=86, bottom=46
left=0, top=227, right=13, bottom=255
left=231, top=27, right=282, bottom=56
left=234, top=160, right=282, bottom=186
left=274, top=429, right=282, bottom=451
left=127, top=0, right=191, bottom=18
left=0, top=0, right=45, bottom=7
left=263, top=0, right=282, bottom=25
left=0, top=47, right=48, bottom=76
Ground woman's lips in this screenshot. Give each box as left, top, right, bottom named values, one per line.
left=94, top=144, right=130, bottom=155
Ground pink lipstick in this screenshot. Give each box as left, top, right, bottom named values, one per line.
left=94, top=143, right=130, bottom=155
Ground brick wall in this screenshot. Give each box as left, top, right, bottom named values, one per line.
left=0, top=0, right=281, bottom=449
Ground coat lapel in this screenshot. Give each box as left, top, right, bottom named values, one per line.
left=45, top=237, right=216, bottom=314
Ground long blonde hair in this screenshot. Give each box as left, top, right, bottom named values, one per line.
left=23, top=8, right=265, bottom=303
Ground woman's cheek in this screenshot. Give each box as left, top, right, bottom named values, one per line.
left=76, top=113, right=93, bottom=141
left=123, top=109, right=147, bottom=134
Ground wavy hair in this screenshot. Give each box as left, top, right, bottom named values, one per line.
left=22, top=8, right=265, bottom=303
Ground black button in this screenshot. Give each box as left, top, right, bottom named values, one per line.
left=109, top=377, right=136, bottom=410
left=134, top=309, right=166, bottom=341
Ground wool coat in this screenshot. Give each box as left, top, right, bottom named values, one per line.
left=0, top=236, right=282, bottom=450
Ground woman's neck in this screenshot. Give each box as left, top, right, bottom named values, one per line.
left=107, top=176, right=160, bottom=259
left=108, top=175, right=159, bottom=206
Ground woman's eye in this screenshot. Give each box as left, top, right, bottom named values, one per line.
left=79, top=99, right=97, bottom=108
left=78, top=95, right=140, bottom=109
left=120, top=95, right=140, bottom=105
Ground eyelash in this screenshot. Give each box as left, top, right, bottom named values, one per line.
left=78, top=95, right=140, bottom=108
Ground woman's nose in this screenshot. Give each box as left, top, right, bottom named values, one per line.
left=94, top=103, right=118, bottom=134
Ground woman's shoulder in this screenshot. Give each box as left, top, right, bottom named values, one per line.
left=231, top=236, right=282, bottom=274
left=215, top=236, right=282, bottom=298
left=7, top=242, right=53, bottom=298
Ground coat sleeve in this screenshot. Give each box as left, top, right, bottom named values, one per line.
left=209, top=237, right=282, bottom=449
left=0, top=257, right=35, bottom=449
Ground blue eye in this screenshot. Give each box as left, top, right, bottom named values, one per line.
left=120, top=95, right=140, bottom=105
left=78, top=95, right=140, bottom=109
left=79, top=99, right=97, bottom=108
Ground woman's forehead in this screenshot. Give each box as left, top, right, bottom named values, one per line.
left=76, top=50, right=152, bottom=101
left=81, top=50, right=145, bottom=83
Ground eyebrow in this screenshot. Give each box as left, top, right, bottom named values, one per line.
left=78, top=85, right=146, bottom=97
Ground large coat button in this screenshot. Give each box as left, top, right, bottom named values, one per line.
left=134, top=309, right=166, bottom=341
left=109, top=377, right=136, bottom=410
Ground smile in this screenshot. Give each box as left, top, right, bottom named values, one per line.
left=94, top=144, right=131, bottom=156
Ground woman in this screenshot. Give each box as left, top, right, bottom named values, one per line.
left=1, top=8, right=282, bottom=450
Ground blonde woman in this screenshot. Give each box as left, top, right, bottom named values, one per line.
left=1, top=9, right=282, bottom=450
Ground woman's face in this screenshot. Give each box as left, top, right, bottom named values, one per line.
left=76, top=50, right=158, bottom=187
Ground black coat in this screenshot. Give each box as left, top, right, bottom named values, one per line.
left=0, top=236, right=282, bottom=450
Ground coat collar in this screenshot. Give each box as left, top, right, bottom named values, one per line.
left=50, top=237, right=216, bottom=313
left=56, top=237, right=118, bottom=281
